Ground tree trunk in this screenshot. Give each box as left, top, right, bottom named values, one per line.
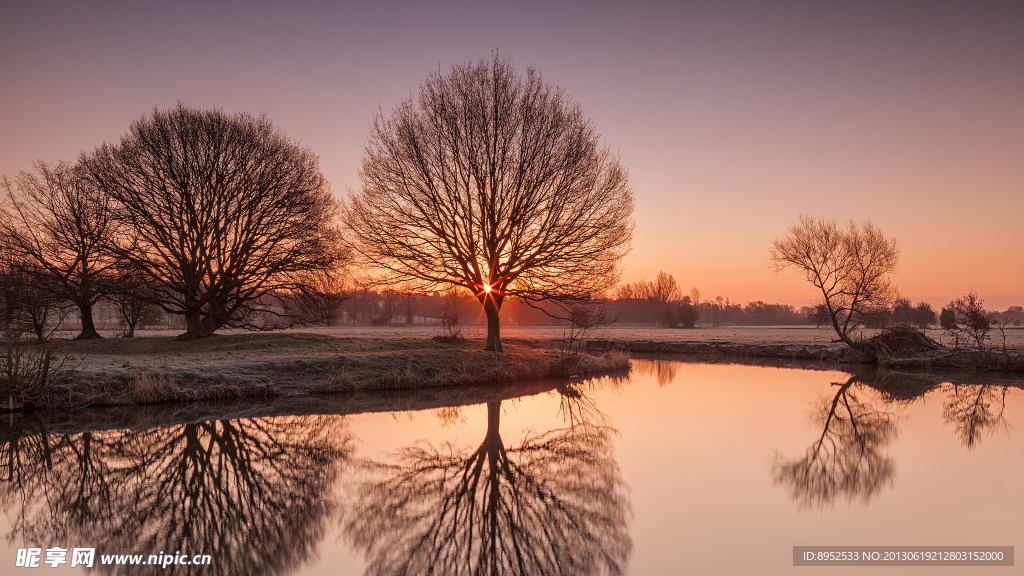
left=178, top=309, right=211, bottom=341
left=483, top=297, right=503, bottom=352
left=75, top=302, right=102, bottom=340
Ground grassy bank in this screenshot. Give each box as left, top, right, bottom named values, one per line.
left=7, top=333, right=629, bottom=410
left=601, top=336, right=1024, bottom=373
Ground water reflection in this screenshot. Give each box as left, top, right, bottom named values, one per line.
left=631, top=360, right=679, bottom=387
left=1, top=415, right=352, bottom=576
left=342, top=392, right=632, bottom=576
left=771, top=374, right=898, bottom=510
left=771, top=368, right=1021, bottom=510
left=942, top=384, right=1012, bottom=449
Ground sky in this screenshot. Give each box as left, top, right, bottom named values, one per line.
left=1, top=0, right=1022, bottom=308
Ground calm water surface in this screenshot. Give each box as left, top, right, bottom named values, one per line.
left=2, top=359, right=1021, bottom=575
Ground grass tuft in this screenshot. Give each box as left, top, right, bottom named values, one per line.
left=128, top=367, right=181, bottom=404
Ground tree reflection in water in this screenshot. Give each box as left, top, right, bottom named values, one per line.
left=343, top=394, right=632, bottom=576
left=1, top=415, right=352, bottom=576
left=942, top=384, right=1011, bottom=449
left=771, top=375, right=898, bottom=510
left=1, top=428, right=123, bottom=544
left=631, top=359, right=679, bottom=387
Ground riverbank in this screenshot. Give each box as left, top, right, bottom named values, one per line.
left=593, top=339, right=1024, bottom=372
left=8, top=333, right=628, bottom=411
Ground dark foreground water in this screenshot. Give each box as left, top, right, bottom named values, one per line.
left=2, top=360, right=1022, bottom=575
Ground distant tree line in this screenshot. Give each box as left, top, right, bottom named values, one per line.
left=610, top=271, right=817, bottom=328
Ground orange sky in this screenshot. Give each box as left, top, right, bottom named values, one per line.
left=1, top=1, right=1021, bottom=308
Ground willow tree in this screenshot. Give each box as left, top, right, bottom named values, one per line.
left=345, top=54, right=634, bottom=351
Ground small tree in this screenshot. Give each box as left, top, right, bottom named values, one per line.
left=345, top=54, right=634, bottom=352
left=559, top=298, right=613, bottom=354
left=987, top=306, right=1022, bottom=355
left=0, top=259, right=71, bottom=343
left=939, top=307, right=956, bottom=330
left=910, top=301, right=936, bottom=329
left=945, top=290, right=991, bottom=351
left=436, top=289, right=469, bottom=339
left=1, top=161, right=120, bottom=339
left=402, top=291, right=418, bottom=325
left=770, top=215, right=899, bottom=351
left=380, top=289, right=401, bottom=327
left=670, top=296, right=701, bottom=328
left=107, top=268, right=161, bottom=337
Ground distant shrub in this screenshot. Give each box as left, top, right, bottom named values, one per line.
left=944, top=291, right=991, bottom=351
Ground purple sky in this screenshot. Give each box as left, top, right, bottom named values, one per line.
left=2, top=0, right=1022, bottom=308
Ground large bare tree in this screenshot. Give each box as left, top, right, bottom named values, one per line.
left=1, top=161, right=119, bottom=339
left=345, top=54, right=635, bottom=351
left=82, top=104, right=347, bottom=340
left=770, top=215, right=899, bottom=350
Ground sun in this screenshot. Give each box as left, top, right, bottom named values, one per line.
left=483, top=283, right=492, bottom=294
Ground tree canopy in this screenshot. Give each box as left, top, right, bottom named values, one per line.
left=345, top=54, right=634, bottom=351
left=82, top=103, right=347, bottom=340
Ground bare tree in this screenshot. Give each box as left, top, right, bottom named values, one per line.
left=345, top=54, right=634, bottom=351
left=81, top=103, right=348, bottom=340
left=770, top=215, right=899, bottom=351
left=0, top=252, right=71, bottom=343
left=437, top=288, right=470, bottom=339
left=106, top=267, right=161, bottom=337
left=559, top=297, right=613, bottom=355
left=988, top=305, right=1022, bottom=355
left=380, top=289, right=401, bottom=326
left=402, top=288, right=418, bottom=325
left=944, top=290, right=991, bottom=351
left=1, top=161, right=119, bottom=339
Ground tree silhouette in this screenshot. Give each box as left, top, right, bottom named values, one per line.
left=770, top=215, right=899, bottom=351
left=81, top=103, right=348, bottom=340
left=342, top=399, right=632, bottom=576
left=1, top=415, right=352, bottom=576
left=345, top=54, right=634, bottom=351
left=771, top=375, right=898, bottom=510
left=1, top=161, right=120, bottom=339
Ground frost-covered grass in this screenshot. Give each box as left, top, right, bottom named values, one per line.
left=32, top=333, right=628, bottom=409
